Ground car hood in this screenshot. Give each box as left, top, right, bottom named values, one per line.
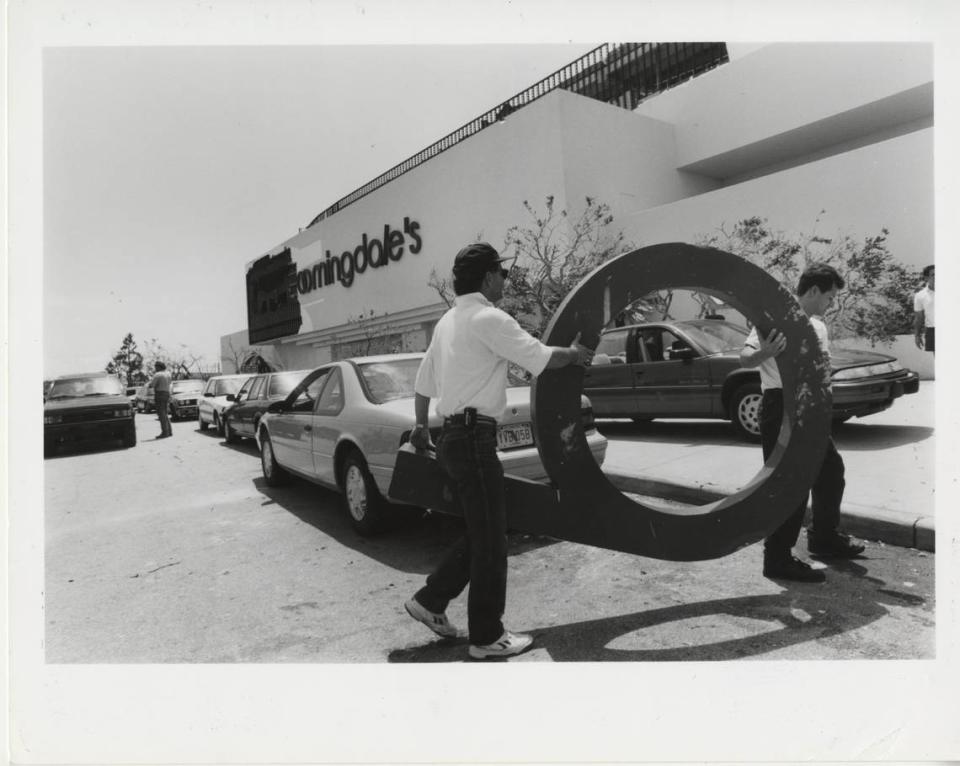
left=171, top=391, right=202, bottom=400
left=45, top=394, right=131, bottom=412
left=713, top=345, right=896, bottom=372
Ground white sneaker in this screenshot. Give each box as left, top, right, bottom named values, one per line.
left=404, top=598, right=462, bottom=638
left=468, top=630, right=534, bottom=660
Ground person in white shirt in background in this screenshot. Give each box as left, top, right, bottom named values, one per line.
left=404, top=242, right=593, bottom=660
left=741, top=263, right=865, bottom=583
left=913, top=264, right=935, bottom=353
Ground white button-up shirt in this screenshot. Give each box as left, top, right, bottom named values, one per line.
left=415, top=293, right=553, bottom=420
left=744, top=316, right=830, bottom=392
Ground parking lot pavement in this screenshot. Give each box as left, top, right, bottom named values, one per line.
left=599, top=381, right=936, bottom=551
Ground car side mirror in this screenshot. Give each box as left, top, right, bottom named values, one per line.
left=670, top=347, right=697, bottom=361
left=267, top=400, right=287, bottom=413
left=226, top=394, right=236, bottom=402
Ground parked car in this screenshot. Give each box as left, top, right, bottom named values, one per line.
left=139, top=380, right=157, bottom=413
left=167, top=378, right=205, bottom=421
left=134, top=384, right=150, bottom=412
left=198, top=374, right=251, bottom=435
left=44, top=372, right=136, bottom=456
left=222, top=369, right=311, bottom=443
left=125, top=386, right=139, bottom=408
left=256, top=353, right=608, bottom=535
left=587, top=318, right=920, bottom=440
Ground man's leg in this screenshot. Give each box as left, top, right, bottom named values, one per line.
left=806, top=437, right=863, bottom=557
left=760, top=390, right=806, bottom=560
left=413, top=425, right=507, bottom=645
left=157, top=393, right=171, bottom=436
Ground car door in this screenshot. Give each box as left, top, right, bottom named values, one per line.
left=200, top=379, right=216, bottom=423
left=633, top=327, right=714, bottom=416
left=268, top=369, right=331, bottom=476
left=236, top=376, right=266, bottom=435
left=582, top=328, right=640, bottom=417
left=310, top=367, right=345, bottom=484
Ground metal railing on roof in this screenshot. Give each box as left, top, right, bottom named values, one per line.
left=307, top=42, right=728, bottom=228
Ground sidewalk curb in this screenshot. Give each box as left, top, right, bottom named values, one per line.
left=605, top=471, right=934, bottom=553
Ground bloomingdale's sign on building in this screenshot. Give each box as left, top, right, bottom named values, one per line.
left=245, top=216, right=424, bottom=344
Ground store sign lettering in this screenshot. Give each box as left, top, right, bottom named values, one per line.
left=297, top=217, right=422, bottom=293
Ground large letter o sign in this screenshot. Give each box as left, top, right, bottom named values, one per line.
left=529, top=244, right=831, bottom=561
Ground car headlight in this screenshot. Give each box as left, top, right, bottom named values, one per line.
left=44, top=415, right=63, bottom=425
left=832, top=361, right=903, bottom=381
left=112, top=409, right=132, bottom=418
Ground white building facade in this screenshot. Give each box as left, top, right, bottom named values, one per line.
left=223, top=42, right=933, bottom=378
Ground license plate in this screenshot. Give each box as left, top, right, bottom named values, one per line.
left=497, top=422, right=534, bottom=450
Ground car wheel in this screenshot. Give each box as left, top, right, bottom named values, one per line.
left=731, top=382, right=763, bottom=441
left=214, top=412, right=224, bottom=437
left=224, top=416, right=239, bottom=444
left=198, top=412, right=208, bottom=431
left=260, top=433, right=288, bottom=486
left=123, top=422, right=137, bottom=448
left=340, top=449, right=387, bottom=536
left=168, top=403, right=177, bottom=422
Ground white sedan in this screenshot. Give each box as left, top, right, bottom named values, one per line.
left=256, top=353, right=607, bottom=535
left=197, top=374, right=251, bottom=435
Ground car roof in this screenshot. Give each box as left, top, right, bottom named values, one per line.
left=344, top=352, right=425, bottom=365
left=207, top=373, right=252, bottom=381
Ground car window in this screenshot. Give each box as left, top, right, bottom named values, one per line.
left=288, top=369, right=331, bottom=413
left=357, top=359, right=420, bottom=403
left=678, top=320, right=749, bottom=354
left=662, top=330, right=694, bottom=360
left=172, top=379, right=204, bottom=394
left=315, top=369, right=344, bottom=415
left=236, top=378, right=254, bottom=399
left=269, top=371, right=306, bottom=398
left=47, top=375, right=125, bottom=398
left=215, top=377, right=246, bottom=397
left=596, top=329, right=629, bottom=358
left=247, top=376, right=266, bottom=401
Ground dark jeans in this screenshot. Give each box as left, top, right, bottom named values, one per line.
left=414, top=421, right=507, bottom=646
left=156, top=391, right=172, bottom=436
left=925, top=327, right=935, bottom=353
left=759, top=389, right=845, bottom=560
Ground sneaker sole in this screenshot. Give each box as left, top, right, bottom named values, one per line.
left=468, top=642, right=534, bottom=660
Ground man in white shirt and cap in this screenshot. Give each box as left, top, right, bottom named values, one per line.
left=405, top=242, right=593, bottom=659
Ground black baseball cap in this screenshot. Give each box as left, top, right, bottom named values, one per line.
left=452, top=242, right=515, bottom=279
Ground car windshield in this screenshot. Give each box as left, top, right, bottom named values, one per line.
left=358, top=359, right=421, bottom=403
left=678, top=320, right=749, bottom=354
left=214, top=378, right=246, bottom=396
left=47, top=376, right=125, bottom=398
left=268, top=371, right=306, bottom=398
left=171, top=380, right=204, bottom=394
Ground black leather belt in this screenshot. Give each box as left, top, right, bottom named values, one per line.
left=443, top=409, right=497, bottom=428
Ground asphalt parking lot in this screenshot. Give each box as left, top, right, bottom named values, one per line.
left=43, top=405, right=935, bottom=663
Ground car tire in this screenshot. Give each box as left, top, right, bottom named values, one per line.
left=123, top=422, right=137, bottom=449
left=730, top=382, right=763, bottom=442
left=224, top=416, right=239, bottom=444
left=340, top=449, right=387, bottom=536
left=199, top=413, right=208, bottom=431
left=260, top=433, right=288, bottom=486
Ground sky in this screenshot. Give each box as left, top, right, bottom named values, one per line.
left=42, top=42, right=595, bottom=377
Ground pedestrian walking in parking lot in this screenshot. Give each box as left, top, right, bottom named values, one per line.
left=740, top=263, right=865, bottom=583
left=913, top=264, right=935, bottom=353
left=150, top=361, right=173, bottom=439
left=405, top=242, right=593, bottom=660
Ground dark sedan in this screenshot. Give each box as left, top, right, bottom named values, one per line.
left=586, top=319, right=920, bottom=440
left=222, top=369, right=310, bottom=443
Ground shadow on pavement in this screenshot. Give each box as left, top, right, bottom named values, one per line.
left=388, top=561, right=929, bottom=663
left=252, top=475, right=558, bottom=576
left=833, top=422, right=933, bottom=451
